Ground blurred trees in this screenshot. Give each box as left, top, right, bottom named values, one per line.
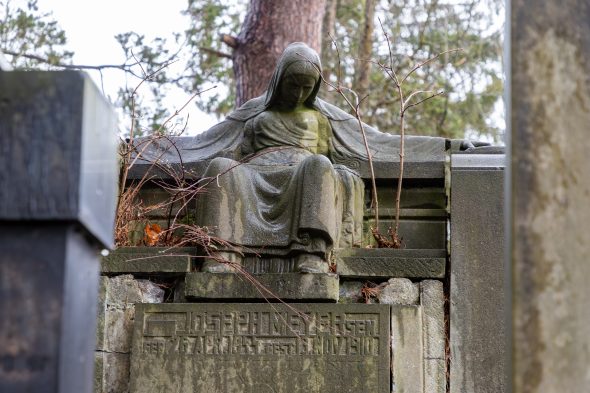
left=0, top=0, right=73, bottom=68
left=1, top=0, right=504, bottom=140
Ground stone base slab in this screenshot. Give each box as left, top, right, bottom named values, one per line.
left=335, top=249, right=446, bottom=279
left=185, top=273, right=339, bottom=302
left=102, top=247, right=195, bottom=274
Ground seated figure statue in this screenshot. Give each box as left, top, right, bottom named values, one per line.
left=156, top=42, right=447, bottom=273
left=197, top=43, right=364, bottom=273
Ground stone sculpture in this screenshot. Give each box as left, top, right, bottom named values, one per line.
left=186, top=42, right=444, bottom=274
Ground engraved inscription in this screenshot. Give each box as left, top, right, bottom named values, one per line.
left=130, top=304, right=390, bottom=393
left=141, top=310, right=381, bottom=357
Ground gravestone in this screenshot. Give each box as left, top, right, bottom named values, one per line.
left=130, top=303, right=390, bottom=393
left=0, top=71, right=117, bottom=393
left=509, top=1, right=590, bottom=392
left=450, top=153, right=506, bottom=393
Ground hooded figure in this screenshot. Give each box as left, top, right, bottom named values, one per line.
left=197, top=42, right=369, bottom=273
left=184, top=42, right=446, bottom=273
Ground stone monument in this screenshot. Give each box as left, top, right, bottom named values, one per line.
left=0, top=71, right=118, bottom=393
left=134, top=42, right=446, bottom=275
left=102, top=41, right=505, bottom=393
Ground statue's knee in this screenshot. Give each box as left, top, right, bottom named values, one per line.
left=206, top=157, right=235, bottom=175
left=302, top=154, right=332, bottom=172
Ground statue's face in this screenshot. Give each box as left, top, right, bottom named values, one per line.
left=277, top=71, right=318, bottom=109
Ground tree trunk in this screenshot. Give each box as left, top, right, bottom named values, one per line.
left=232, top=0, right=327, bottom=106
left=354, top=0, right=376, bottom=101
left=321, top=0, right=338, bottom=83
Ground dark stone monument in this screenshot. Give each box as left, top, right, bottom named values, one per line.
left=0, top=71, right=118, bottom=392
left=130, top=303, right=390, bottom=393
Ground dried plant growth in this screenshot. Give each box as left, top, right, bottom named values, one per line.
left=316, top=32, right=460, bottom=248
left=114, top=60, right=217, bottom=249
left=361, top=281, right=384, bottom=303
left=370, top=22, right=462, bottom=248
left=304, top=38, right=381, bottom=232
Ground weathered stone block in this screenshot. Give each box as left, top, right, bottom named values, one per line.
left=336, top=248, right=445, bottom=279
left=173, top=280, right=187, bottom=303
left=450, top=154, right=505, bottom=393
left=378, top=278, right=419, bottom=305
left=102, top=247, right=194, bottom=274
left=339, top=280, right=364, bottom=303
left=420, top=280, right=445, bottom=359
left=0, top=71, right=118, bottom=247
left=185, top=272, right=339, bottom=302
left=94, top=352, right=130, bottom=393
left=424, top=359, right=446, bottom=393
left=96, top=275, right=165, bottom=353
left=130, top=303, right=390, bottom=392
left=391, top=305, right=424, bottom=393
left=364, top=219, right=446, bottom=250
left=420, top=280, right=446, bottom=393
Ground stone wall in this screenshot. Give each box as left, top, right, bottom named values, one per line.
left=94, top=150, right=505, bottom=392
left=95, top=246, right=447, bottom=393
left=94, top=275, right=164, bottom=393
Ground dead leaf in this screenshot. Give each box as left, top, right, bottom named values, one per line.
left=144, top=223, right=162, bottom=246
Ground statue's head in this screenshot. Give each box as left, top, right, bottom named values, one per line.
left=264, top=42, right=322, bottom=110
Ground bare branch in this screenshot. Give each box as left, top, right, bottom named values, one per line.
left=220, top=34, right=238, bottom=49
left=403, top=90, right=445, bottom=114
left=403, top=89, right=436, bottom=109
left=400, top=48, right=463, bottom=84
left=199, top=46, right=232, bottom=59
left=156, top=85, right=217, bottom=134
left=1, top=49, right=143, bottom=78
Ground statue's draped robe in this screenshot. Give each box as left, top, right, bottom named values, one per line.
left=136, top=43, right=446, bottom=259
left=195, top=107, right=364, bottom=258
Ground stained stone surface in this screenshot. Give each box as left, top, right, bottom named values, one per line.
left=510, top=1, right=590, bottom=392
left=378, top=278, right=419, bottom=305
left=94, top=352, right=130, bottom=393
left=336, top=249, right=445, bottom=279
left=130, top=303, right=390, bottom=393
left=391, top=305, right=423, bottom=393
left=95, top=275, right=164, bottom=393
left=102, top=247, right=194, bottom=274
left=96, top=275, right=165, bottom=353
left=338, top=281, right=364, bottom=303
left=420, top=280, right=446, bottom=393
left=185, top=273, right=339, bottom=302
left=0, top=71, right=118, bottom=247
left=450, top=154, right=505, bottom=393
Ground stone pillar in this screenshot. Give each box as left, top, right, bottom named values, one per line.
left=450, top=154, right=506, bottom=393
left=0, top=71, right=118, bottom=392
left=509, top=1, right=590, bottom=392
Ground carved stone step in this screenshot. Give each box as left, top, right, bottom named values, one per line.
left=184, top=272, right=339, bottom=302
left=335, top=248, right=446, bottom=279
left=102, top=247, right=195, bottom=275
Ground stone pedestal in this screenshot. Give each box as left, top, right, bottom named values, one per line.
left=185, top=273, right=339, bottom=302
left=450, top=153, right=506, bottom=393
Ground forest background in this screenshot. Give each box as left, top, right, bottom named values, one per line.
left=0, top=0, right=504, bottom=142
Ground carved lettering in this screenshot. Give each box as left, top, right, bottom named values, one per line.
left=142, top=310, right=381, bottom=357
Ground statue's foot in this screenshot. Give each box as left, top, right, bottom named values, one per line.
left=295, top=254, right=329, bottom=273
left=201, top=252, right=242, bottom=273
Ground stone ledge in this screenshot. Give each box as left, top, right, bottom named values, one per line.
left=335, top=248, right=446, bottom=279
left=185, top=273, right=339, bottom=302
left=102, top=247, right=195, bottom=274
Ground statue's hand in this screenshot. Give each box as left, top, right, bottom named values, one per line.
left=449, top=139, right=492, bottom=152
